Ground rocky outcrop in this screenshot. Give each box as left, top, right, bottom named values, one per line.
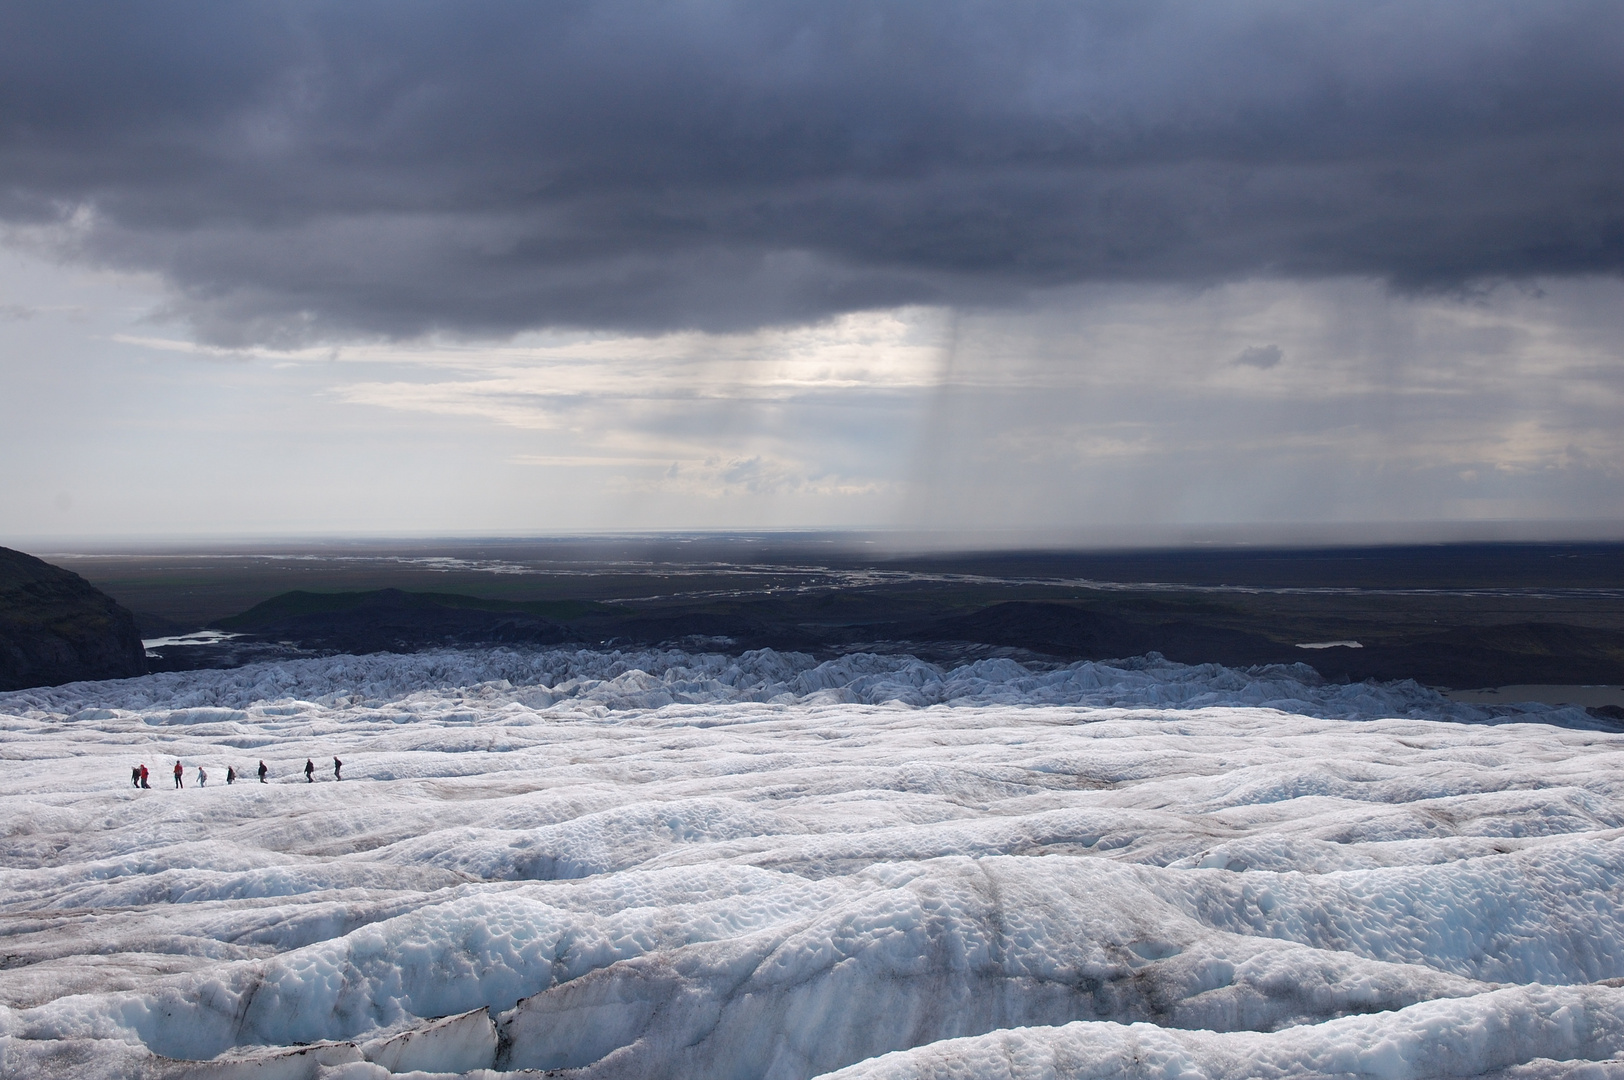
left=0, top=547, right=147, bottom=690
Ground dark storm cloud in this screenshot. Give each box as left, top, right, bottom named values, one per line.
left=2, top=1, right=1622, bottom=343
left=1234, top=345, right=1283, bottom=370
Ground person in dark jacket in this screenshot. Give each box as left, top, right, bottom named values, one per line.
left=258, top=760, right=268, bottom=783
left=304, top=758, right=315, bottom=782
left=132, top=766, right=141, bottom=788
left=226, top=766, right=236, bottom=785
left=333, top=757, right=343, bottom=780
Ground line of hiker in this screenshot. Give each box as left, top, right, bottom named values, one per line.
left=130, top=757, right=345, bottom=788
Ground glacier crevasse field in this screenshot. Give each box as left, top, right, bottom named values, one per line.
left=1, top=648, right=1622, bottom=1079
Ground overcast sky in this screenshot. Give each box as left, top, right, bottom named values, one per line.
left=2, top=1, right=1622, bottom=543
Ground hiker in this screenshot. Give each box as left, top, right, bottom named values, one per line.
left=226, top=766, right=236, bottom=785
left=139, top=764, right=150, bottom=789
left=197, top=766, right=207, bottom=787
left=333, top=757, right=343, bottom=781
left=258, top=760, right=268, bottom=783
left=304, top=758, right=315, bottom=782
left=131, top=766, right=141, bottom=789
left=173, top=761, right=184, bottom=789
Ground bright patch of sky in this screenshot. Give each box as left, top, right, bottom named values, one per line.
left=2, top=242, right=1621, bottom=541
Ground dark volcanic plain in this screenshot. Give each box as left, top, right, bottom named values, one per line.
left=39, top=538, right=1624, bottom=694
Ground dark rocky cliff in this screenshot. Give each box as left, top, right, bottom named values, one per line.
left=0, top=547, right=147, bottom=691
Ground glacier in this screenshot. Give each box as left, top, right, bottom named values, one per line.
left=0, top=647, right=1621, bottom=1079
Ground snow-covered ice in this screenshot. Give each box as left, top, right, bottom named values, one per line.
left=0, top=647, right=1621, bottom=1079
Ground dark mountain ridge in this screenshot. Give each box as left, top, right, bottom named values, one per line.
left=0, top=547, right=147, bottom=691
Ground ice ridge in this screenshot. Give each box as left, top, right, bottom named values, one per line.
left=0, top=646, right=1596, bottom=724
left=0, top=648, right=1620, bottom=1078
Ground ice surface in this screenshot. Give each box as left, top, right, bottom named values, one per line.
left=0, top=648, right=1620, bottom=1079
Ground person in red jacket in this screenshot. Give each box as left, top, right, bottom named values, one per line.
left=173, top=760, right=184, bottom=789
left=138, top=764, right=150, bottom=789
